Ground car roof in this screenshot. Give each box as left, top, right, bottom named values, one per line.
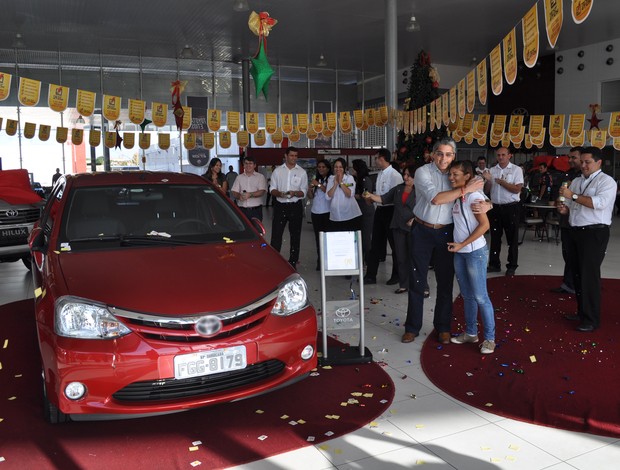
left=65, top=171, right=207, bottom=187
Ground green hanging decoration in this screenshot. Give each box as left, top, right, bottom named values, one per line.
left=250, top=38, right=274, bottom=99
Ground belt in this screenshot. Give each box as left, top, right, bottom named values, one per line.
left=414, top=217, right=449, bottom=229
left=572, top=224, right=609, bottom=230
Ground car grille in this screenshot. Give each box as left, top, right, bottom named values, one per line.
left=112, top=359, right=285, bottom=402
left=0, top=207, right=40, bottom=225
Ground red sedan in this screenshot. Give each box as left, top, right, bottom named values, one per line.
left=29, top=171, right=317, bottom=423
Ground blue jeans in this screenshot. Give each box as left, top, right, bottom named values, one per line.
left=453, top=246, right=495, bottom=341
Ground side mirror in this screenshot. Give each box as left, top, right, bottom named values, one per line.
left=29, top=226, right=46, bottom=270
left=251, top=217, right=266, bottom=237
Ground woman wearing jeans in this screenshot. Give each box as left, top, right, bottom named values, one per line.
left=446, top=160, right=496, bottom=354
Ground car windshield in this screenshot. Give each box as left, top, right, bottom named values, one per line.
left=59, top=184, right=257, bottom=250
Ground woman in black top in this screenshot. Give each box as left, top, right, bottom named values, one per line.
left=204, top=157, right=228, bottom=193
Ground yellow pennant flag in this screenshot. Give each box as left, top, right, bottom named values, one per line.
left=411, top=110, right=416, bottom=135
left=477, top=59, right=488, bottom=105
left=544, top=0, right=563, bottom=48
left=462, top=114, right=475, bottom=134
left=38, top=124, right=50, bottom=141
left=550, top=129, right=565, bottom=147
left=503, top=28, right=518, bottom=85
left=572, top=0, right=592, bottom=24
left=522, top=4, right=540, bottom=68
left=219, top=131, right=232, bottom=149
left=509, top=115, right=524, bottom=137
left=207, top=109, right=221, bottom=132
left=152, top=102, right=168, bottom=127
left=449, top=114, right=460, bottom=132
left=123, top=132, right=135, bottom=149
left=466, top=70, right=476, bottom=113
left=590, top=129, right=607, bottom=149
left=525, top=134, right=533, bottom=149
left=492, top=115, right=507, bottom=138
left=307, top=126, right=319, bottom=139
left=490, top=44, right=503, bottom=96
left=5, top=119, right=17, bottom=136
left=442, top=93, right=450, bottom=126
left=184, top=132, right=196, bottom=150
left=457, top=79, right=466, bottom=118
left=511, top=126, right=526, bottom=144
left=128, top=99, right=145, bottom=125
left=181, top=106, right=192, bottom=130
left=139, top=133, right=151, bottom=150
left=449, top=87, right=457, bottom=123
left=48, top=84, right=69, bottom=112
left=477, top=133, right=487, bottom=147
left=435, top=98, right=442, bottom=129
left=420, top=106, right=427, bottom=133
left=568, top=114, right=585, bottom=138
left=288, top=126, right=301, bottom=142
left=339, top=111, right=352, bottom=133
left=322, top=128, right=333, bottom=138
left=71, top=128, right=84, bottom=145
left=56, top=126, right=68, bottom=143
left=102, top=95, right=121, bottom=121
left=312, top=113, right=324, bottom=134
left=202, top=132, right=215, bottom=150
left=379, top=106, right=388, bottom=125
left=326, top=112, right=337, bottom=132
left=227, top=111, right=240, bottom=133
left=614, top=137, right=620, bottom=151
left=104, top=131, right=116, bottom=149
left=529, top=115, right=545, bottom=137
left=549, top=114, right=565, bottom=138
left=608, top=111, right=620, bottom=138
left=531, top=128, right=547, bottom=146
left=253, top=129, right=265, bottom=146
left=568, top=131, right=585, bottom=147
left=281, top=114, right=293, bottom=134
left=18, top=77, right=41, bottom=106
left=77, top=89, right=96, bottom=117
left=158, top=133, right=170, bottom=150
left=237, top=130, right=250, bottom=147
left=271, top=127, right=283, bottom=145
left=0, top=72, right=12, bottom=101
left=501, top=132, right=511, bottom=149
left=353, top=110, right=364, bottom=130
left=23, top=122, right=36, bottom=139
left=429, top=103, right=436, bottom=131
left=365, top=109, right=375, bottom=127
left=265, top=113, right=278, bottom=134
left=297, top=114, right=309, bottom=134
left=246, top=112, right=259, bottom=134
left=89, top=129, right=101, bottom=147
left=476, top=114, right=491, bottom=136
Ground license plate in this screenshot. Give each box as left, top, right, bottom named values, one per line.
left=173, top=345, right=247, bottom=380
left=0, top=227, right=28, bottom=239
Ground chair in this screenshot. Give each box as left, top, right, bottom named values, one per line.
left=545, top=212, right=561, bottom=244
left=519, top=206, right=548, bottom=244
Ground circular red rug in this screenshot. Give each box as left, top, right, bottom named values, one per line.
left=0, top=300, right=394, bottom=469
left=421, top=275, right=620, bottom=438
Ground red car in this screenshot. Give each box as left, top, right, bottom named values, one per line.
left=29, top=171, right=317, bottom=423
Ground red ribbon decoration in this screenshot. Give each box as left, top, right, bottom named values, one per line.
left=171, top=80, right=185, bottom=130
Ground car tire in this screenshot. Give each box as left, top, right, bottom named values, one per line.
left=21, top=256, right=32, bottom=271
left=42, top=374, right=70, bottom=424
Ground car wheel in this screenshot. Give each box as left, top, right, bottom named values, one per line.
left=21, top=256, right=32, bottom=271
left=42, top=374, right=70, bottom=424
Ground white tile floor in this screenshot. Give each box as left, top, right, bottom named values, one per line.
left=2, top=207, right=619, bottom=470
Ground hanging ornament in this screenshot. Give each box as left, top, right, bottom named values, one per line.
left=170, top=80, right=187, bottom=130
left=139, top=118, right=152, bottom=133
left=248, top=11, right=277, bottom=100
left=113, top=120, right=123, bottom=149
left=587, top=103, right=603, bottom=130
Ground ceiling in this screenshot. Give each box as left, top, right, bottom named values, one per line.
left=1, top=0, right=619, bottom=77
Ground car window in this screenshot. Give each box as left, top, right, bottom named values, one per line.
left=39, top=177, right=66, bottom=242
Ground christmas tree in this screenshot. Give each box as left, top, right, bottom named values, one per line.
left=396, top=50, right=447, bottom=164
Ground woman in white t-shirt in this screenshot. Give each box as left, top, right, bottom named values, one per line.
left=446, top=160, right=496, bottom=354
left=325, top=158, right=362, bottom=231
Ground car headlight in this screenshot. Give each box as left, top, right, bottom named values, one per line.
left=271, top=277, right=309, bottom=316
left=55, top=296, right=131, bottom=339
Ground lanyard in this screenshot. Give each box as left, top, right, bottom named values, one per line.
left=579, top=171, right=600, bottom=195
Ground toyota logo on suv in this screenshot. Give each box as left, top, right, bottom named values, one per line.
left=195, top=315, right=223, bottom=337
left=5, top=209, right=18, bottom=217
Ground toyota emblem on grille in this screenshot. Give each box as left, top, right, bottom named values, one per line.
left=195, top=315, right=223, bottom=337
left=335, top=307, right=351, bottom=318
left=5, top=209, right=18, bottom=217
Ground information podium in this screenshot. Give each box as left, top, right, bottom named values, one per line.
left=318, top=230, right=373, bottom=366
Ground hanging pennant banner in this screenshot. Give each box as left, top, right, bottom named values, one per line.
left=503, top=28, right=518, bottom=85
left=271, top=127, right=283, bottom=145
left=590, top=129, right=607, bottom=149
left=442, top=93, right=450, bottom=126
left=420, top=106, right=427, bottom=133
left=288, top=126, right=301, bottom=142
left=511, top=126, right=526, bottom=144
left=246, top=112, right=259, bottom=134
left=568, top=114, right=586, bottom=137
left=326, top=112, right=337, bottom=131
left=466, top=70, right=476, bottom=113
left=549, top=114, right=565, bottom=138
left=464, top=129, right=475, bottom=145
left=23, top=122, right=36, bottom=139
left=307, top=126, right=318, bottom=139
left=76, top=89, right=96, bottom=117
left=411, top=110, right=417, bottom=135
left=550, top=129, right=565, bottom=147
left=123, top=132, right=135, bottom=149
left=544, top=0, right=563, bottom=48
left=614, top=137, right=620, bottom=151
left=219, top=131, right=232, bottom=149
left=365, top=108, right=375, bottom=127
left=429, top=102, right=436, bottom=131
left=181, top=106, right=192, bottom=130
left=295, top=114, right=308, bottom=134
left=476, top=59, right=488, bottom=105
left=529, top=115, right=544, bottom=137
left=89, top=129, right=101, bottom=147
left=509, top=115, right=524, bottom=137
left=253, top=129, right=265, bottom=146
left=237, top=130, right=250, bottom=147
left=571, top=0, right=592, bottom=24
left=56, top=126, right=68, bottom=143
left=501, top=132, right=511, bottom=148
left=492, top=115, right=507, bottom=138
left=490, top=45, right=503, bottom=96
left=263, top=113, right=276, bottom=134
left=461, top=114, right=474, bottom=134
left=39, top=124, right=50, bottom=142
left=531, top=128, right=547, bottom=146
left=525, top=134, right=533, bottom=149
left=281, top=113, right=293, bottom=134
left=322, top=128, right=333, bottom=138
left=184, top=132, right=196, bottom=150
left=457, top=79, right=466, bottom=118
left=435, top=98, right=442, bottom=129
left=102, top=95, right=121, bottom=121
left=568, top=131, right=585, bottom=147
left=206, top=109, right=221, bottom=132
left=48, top=84, right=69, bottom=112
left=608, top=111, right=620, bottom=138
left=202, top=132, right=215, bottom=149
left=449, top=87, right=457, bottom=123
left=477, top=133, right=487, bottom=147
left=339, top=111, right=352, bottom=133
left=226, top=111, right=240, bottom=133
left=312, top=113, right=324, bottom=133
left=449, top=114, right=460, bottom=133
left=0, top=72, right=12, bottom=101
left=522, top=4, right=540, bottom=68
left=128, top=99, right=145, bottom=125
left=353, top=110, right=364, bottom=130
left=18, top=77, right=41, bottom=106
left=104, top=131, right=116, bottom=148
left=71, top=128, right=84, bottom=145
left=476, top=114, right=490, bottom=136
left=159, top=133, right=170, bottom=150
left=402, top=111, right=409, bottom=134
left=152, top=102, right=168, bottom=127
left=378, top=106, right=388, bottom=125
left=139, top=133, right=151, bottom=150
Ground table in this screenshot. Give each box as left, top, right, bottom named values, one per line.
left=521, top=202, right=558, bottom=243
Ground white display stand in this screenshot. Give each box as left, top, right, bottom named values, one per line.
left=318, top=230, right=373, bottom=366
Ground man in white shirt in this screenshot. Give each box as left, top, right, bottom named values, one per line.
left=558, top=146, right=616, bottom=332
left=231, top=156, right=267, bottom=221
left=269, top=146, right=309, bottom=269
left=475, top=156, right=488, bottom=176
left=364, top=148, right=403, bottom=285
left=482, top=146, right=524, bottom=276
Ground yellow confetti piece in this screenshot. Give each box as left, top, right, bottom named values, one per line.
left=190, top=461, right=201, bottom=467
left=2, top=339, right=7, bottom=349
left=340, top=402, right=348, bottom=407
left=485, top=403, right=493, bottom=407
left=255, top=409, right=264, bottom=414
left=506, top=455, right=517, bottom=461
left=0, top=362, right=2, bottom=370
left=508, top=444, right=520, bottom=451
left=334, top=449, right=343, bottom=455
left=34, top=287, right=43, bottom=298
left=189, top=446, right=199, bottom=452
left=362, top=393, right=374, bottom=398
left=415, top=460, right=425, bottom=465
left=480, top=446, right=492, bottom=451
left=351, top=392, right=363, bottom=397
left=369, top=421, right=379, bottom=428
left=491, top=457, right=502, bottom=463
left=318, top=444, right=330, bottom=451
left=0, top=418, right=4, bottom=423
left=322, top=365, right=332, bottom=370
left=7, top=397, right=16, bottom=401
left=297, top=419, right=305, bottom=424
left=382, top=431, right=392, bottom=436
left=280, top=414, right=289, bottom=419
left=415, top=424, right=425, bottom=429
left=529, top=355, right=537, bottom=363
left=389, top=409, right=397, bottom=414
left=14, top=374, right=22, bottom=378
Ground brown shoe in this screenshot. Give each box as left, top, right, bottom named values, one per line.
left=438, top=332, right=450, bottom=344
left=401, top=332, right=416, bottom=343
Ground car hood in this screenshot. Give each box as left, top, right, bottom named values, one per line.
left=57, top=241, right=294, bottom=314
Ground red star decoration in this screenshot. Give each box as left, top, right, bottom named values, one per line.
left=587, top=113, right=603, bottom=130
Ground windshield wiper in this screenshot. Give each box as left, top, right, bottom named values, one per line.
left=66, top=234, right=201, bottom=246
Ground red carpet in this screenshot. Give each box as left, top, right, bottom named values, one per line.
left=0, top=300, right=393, bottom=469
left=422, top=275, right=620, bottom=438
